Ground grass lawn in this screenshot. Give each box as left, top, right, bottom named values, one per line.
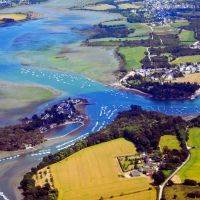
left=119, top=46, right=146, bottom=70
left=170, top=55, right=200, bottom=64
left=178, top=128, right=200, bottom=182
left=45, top=138, right=156, bottom=200
left=0, top=13, right=27, bottom=21
left=159, top=135, right=180, bottom=152
left=179, top=30, right=196, bottom=45
left=164, top=185, right=200, bottom=200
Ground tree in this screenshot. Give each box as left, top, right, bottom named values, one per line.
left=152, top=171, right=165, bottom=185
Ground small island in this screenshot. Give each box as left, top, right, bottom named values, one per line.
left=0, top=98, right=88, bottom=151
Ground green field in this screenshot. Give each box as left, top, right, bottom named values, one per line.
left=170, top=55, right=200, bottom=64
left=101, top=21, right=151, bottom=39
left=40, top=138, right=156, bottom=200
left=159, top=135, right=180, bottom=152
left=119, top=46, right=146, bottom=70
left=179, top=30, right=196, bottom=45
left=170, top=21, right=189, bottom=28
left=178, top=128, right=200, bottom=182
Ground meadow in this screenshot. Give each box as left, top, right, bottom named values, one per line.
left=170, top=55, right=200, bottom=64
left=159, top=135, right=180, bottom=152
left=119, top=46, right=146, bottom=70
left=178, top=128, right=200, bottom=182
left=38, top=138, right=156, bottom=200
left=179, top=30, right=196, bottom=45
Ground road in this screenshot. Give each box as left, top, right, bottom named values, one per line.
left=158, top=142, right=191, bottom=200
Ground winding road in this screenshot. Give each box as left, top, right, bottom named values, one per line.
left=158, top=141, right=191, bottom=200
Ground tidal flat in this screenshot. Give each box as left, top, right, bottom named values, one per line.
left=0, top=81, right=60, bottom=126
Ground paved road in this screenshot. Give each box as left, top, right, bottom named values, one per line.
left=158, top=142, right=191, bottom=200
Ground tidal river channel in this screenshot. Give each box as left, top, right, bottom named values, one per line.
left=0, top=4, right=200, bottom=200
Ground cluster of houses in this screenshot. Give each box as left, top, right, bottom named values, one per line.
left=118, top=152, right=161, bottom=178
left=191, top=41, right=200, bottom=50
left=127, top=62, right=200, bottom=82
left=23, top=98, right=85, bottom=134
left=0, top=0, right=29, bottom=8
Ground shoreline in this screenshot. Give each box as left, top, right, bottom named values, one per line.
left=0, top=100, right=90, bottom=159
left=0, top=80, right=62, bottom=127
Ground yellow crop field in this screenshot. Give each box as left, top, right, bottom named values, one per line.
left=0, top=13, right=27, bottom=21
left=118, top=3, right=141, bottom=9
left=173, top=73, right=200, bottom=84
left=84, top=4, right=116, bottom=10
left=50, top=138, right=156, bottom=200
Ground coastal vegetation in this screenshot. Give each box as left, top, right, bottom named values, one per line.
left=124, top=75, right=200, bottom=100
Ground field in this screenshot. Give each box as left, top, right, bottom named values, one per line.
left=179, top=30, right=196, bottom=45
left=84, top=4, right=116, bottom=10
left=43, top=138, right=156, bottom=200
left=153, top=24, right=177, bottom=34
left=164, top=185, right=200, bottom=200
left=118, top=3, right=141, bottom=10
left=0, top=13, right=27, bottom=21
left=119, top=46, right=146, bottom=70
left=178, top=128, right=200, bottom=182
left=174, top=73, right=200, bottom=84
left=159, top=135, right=180, bottom=152
left=170, top=55, right=200, bottom=64
left=170, top=20, right=189, bottom=28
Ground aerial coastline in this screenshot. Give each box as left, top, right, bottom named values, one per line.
left=0, top=0, right=200, bottom=200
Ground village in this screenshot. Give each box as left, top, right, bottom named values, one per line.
left=23, top=98, right=86, bottom=134
left=121, top=62, right=200, bottom=85
left=0, top=0, right=30, bottom=8
left=118, top=152, right=162, bottom=178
